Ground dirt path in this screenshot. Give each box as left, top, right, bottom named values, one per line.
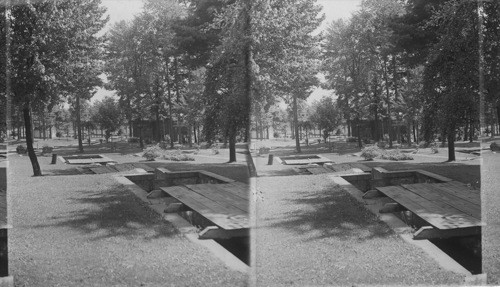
left=8, top=155, right=247, bottom=287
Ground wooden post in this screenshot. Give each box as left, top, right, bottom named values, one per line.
left=0, top=229, right=7, bottom=277
left=267, top=154, right=273, bottom=165
left=51, top=154, right=57, bottom=164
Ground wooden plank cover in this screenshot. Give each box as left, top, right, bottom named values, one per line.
left=376, top=186, right=481, bottom=230
left=184, top=184, right=248, bottom=212
left=216, top=182, right=249, bottom=200
left=402, top=183, right=480, bottom=219
left=160, top=186, right=249, bottom=230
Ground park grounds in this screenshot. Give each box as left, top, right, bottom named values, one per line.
left=4, top=135, right=500, bottom=285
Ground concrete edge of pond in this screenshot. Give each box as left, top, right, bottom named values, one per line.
left=327, top=174, right=487, bottom=285
left=113, top=174, right=249, bottom=274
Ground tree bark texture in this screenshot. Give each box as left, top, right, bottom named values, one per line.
left=76, top=94, right=84, bottom=153
left=23, top=101, right=42, bottom=176
left=293, top=94, right=301, bottom=153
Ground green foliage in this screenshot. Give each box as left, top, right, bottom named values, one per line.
left=91, top=97, right=123, bottom=141
left=310, top=96, right=342, bottom=141
left=430, top=142, right=439, bottom=154
left=142, top=146, right=162, bottom=161
left=16, top=145, right=27, bottom=154
left=491, top=142, right=500, bottom=152
left=361, top=145, right=414, bottom=161
left=379, top=149, right=414, bottom=161
left=161, top=150, right=195, bottom=161
left=41, top=145, right=53, bottom=154
left=360, top=145, right=381, bottom=161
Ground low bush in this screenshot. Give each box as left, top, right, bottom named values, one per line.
left=162, top=151, right=195, bottom=161
left=430, top=142, right=439, bottom=154
left=16, top=145, right=27, bottom=154
left=361, top=145, right=413, bottom=161
left=346, top=137, right=358, bottom=143
left=211, top=144, right=220, bottom=155
left=42, top=145, right=53, bottom=154
left=360, top=145, right=381, bottom=160
left=142, top=145, right=162, bottom=161
left=128, top=137, right=139, bottom=143
left=491, top=141, right=500, bottom=151
left=158, top=141, right=170, bottom=150
left=380, top=149, right=414, bottom=161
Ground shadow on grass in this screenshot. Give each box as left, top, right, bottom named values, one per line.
left=31, top=186, right=178, bottom=241
left=263, top=185, right=394, bottom=242
left=43, top=168, right=83, bottom=176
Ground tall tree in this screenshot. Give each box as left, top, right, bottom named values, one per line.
left=91, top=97, right=123, bottom=142
left=203, top=0, right=251, bottom=162
left=252, top=0, right=323, bottom=152
left=8, top=0, right=108, bottom=176
left=423, top=0, right=480, bottom=161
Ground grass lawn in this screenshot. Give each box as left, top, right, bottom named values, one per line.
left=252, top=138, right=482, bottom=285
left=7, top=139, right=251, bottom=286
left=254, top=174, right=463, bottom=285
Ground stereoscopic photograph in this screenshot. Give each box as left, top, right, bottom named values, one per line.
left=0, top=0, right=499, bottom=286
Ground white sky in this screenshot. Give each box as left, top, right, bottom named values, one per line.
left=94, top=0, right=362, bottom=103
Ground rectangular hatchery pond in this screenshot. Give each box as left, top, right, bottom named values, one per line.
left=123, top=167, right=250, bottom=265
left=62, top=154, right=116, bottom=165
left=339, top=167, right=482, bottom=276
left=278, top=154, right=333, bottom=165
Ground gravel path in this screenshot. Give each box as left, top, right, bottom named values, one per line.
left=254, top=174, right=462, bottom=286
left=482, top=151, right=500, bottom=284
left=8, top=155, right=248, bottom=287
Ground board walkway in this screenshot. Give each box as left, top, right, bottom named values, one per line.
left=160, top=182, right=249, bottom=235
left=376, top=181, right=482, bottom=239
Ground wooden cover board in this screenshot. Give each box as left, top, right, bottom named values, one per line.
left=376, top=185, right=482, bottom=230
left=160, top=186, right=249, bottom=230
left=216, top=182, right=249, bottom=200
left=402, top=183, right=480, bottom=219
left=184, top=184, right=248, bottom=212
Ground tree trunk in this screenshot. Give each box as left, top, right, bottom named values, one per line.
left=347, top=118, right=351, bottom=137
left=469, top=117, right=474, bottom=142
left=23, top=101, right=42, bottom=176
left=229, top=129, right=236, bottom=163
left=193, top=125, right=198, bottom=144
left=413, top=121, right=417, bottom=143
left=357, top=118, right=362, bottom=148
left=139, top=121, right=144, bottom=149
left=496, top=102, right=500, bottom=131
left=76, top=94, right=84, bottom=153
left=383, top=58, right=393, bottom=148
left=447, top=126, right=456, bottom=162
left=293, top=94, right=301, bottom=153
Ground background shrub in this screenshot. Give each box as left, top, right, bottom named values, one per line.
left=380, top=149, right=414, bottom=161
left=361, top=145, right=381, bottom=160
left=491, top=142, right=500, bottom=151
left=16, top=145, right=27, bottom=154
left=42, top=145, right=53, bottom=154
left=142, top=145, right=162, bottom=161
